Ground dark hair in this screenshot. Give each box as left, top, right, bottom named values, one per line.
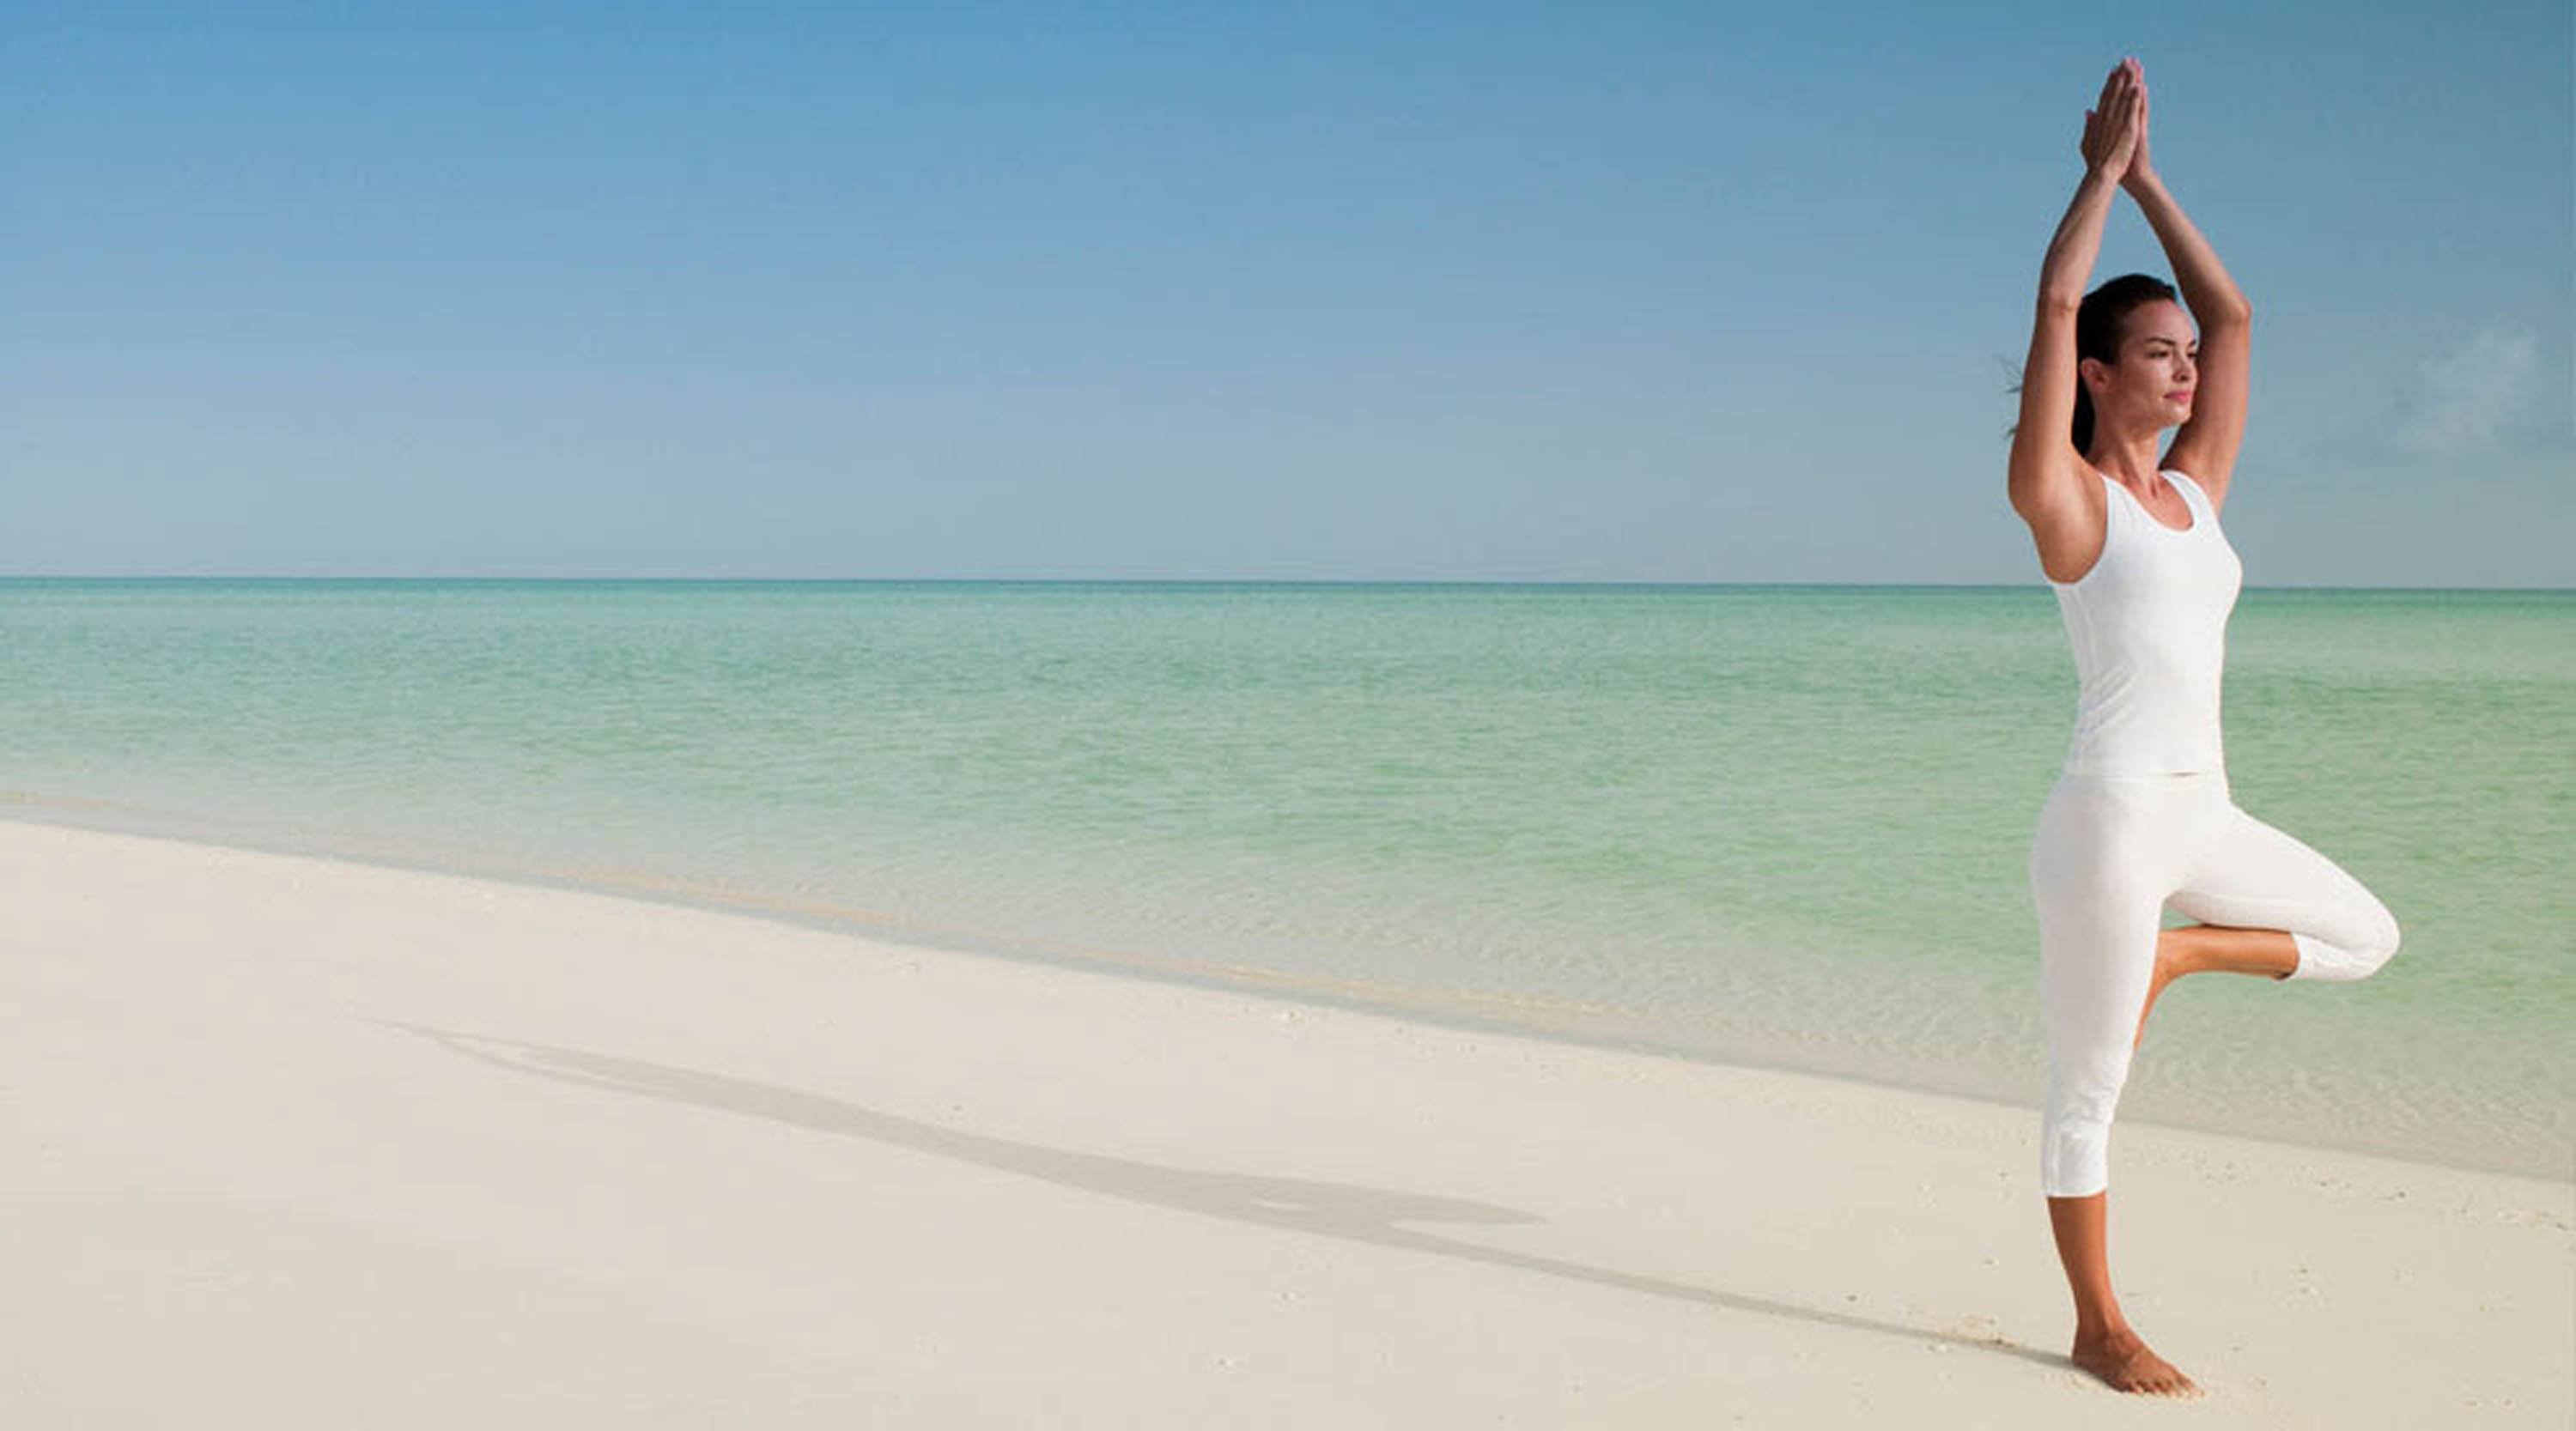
left=2071, top=274, right=2179, bottom=453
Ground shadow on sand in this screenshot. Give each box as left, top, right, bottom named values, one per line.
left=393, top=1021, right=2058, bottom=1371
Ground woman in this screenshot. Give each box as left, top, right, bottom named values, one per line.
left=2008, top=58, right=2402, bottom=1398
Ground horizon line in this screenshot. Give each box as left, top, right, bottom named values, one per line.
left=6, top=573, right=2570, bottom=595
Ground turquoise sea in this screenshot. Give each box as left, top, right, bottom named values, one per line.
left=3, top=579, right=2567, bottom=1179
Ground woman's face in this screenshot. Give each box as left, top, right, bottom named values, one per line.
left=2089, top=299, right=2198, bottom=429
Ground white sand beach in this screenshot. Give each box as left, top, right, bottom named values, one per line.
left=3, top=820, right=2567, bottom=1428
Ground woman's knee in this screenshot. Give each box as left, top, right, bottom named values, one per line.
left=2291, top=898, right=2401, bottom=981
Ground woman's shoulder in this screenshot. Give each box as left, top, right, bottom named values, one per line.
left=2160, top=464, right=2227, bottom=513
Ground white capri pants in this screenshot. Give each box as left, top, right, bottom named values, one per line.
left=2030, top=772, right=2400, bottom=1198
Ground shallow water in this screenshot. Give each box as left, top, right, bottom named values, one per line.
left=3, top=579, right=2567, bottom=1177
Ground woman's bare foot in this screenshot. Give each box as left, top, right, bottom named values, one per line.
left=2072, top=1326, right=2202, bottom=1398
left=2134, top=924, right=2301, bottom=1051
left=2133, top=937, right=2189, bottom=1051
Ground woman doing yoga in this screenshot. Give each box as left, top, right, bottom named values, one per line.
left=2008, top=58, right=2402, bottom=1398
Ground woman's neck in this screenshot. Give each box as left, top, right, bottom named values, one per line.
left=2086, top=432, right=2164, bottom=488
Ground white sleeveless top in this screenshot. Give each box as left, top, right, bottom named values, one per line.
left=2051, top=470, right=2243, bottom=776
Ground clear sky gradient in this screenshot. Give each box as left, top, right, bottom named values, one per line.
left=7, top=2, right=2569, bottom=584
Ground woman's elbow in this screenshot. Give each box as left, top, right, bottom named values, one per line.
left=2198, top=292, right=2252, bottom=328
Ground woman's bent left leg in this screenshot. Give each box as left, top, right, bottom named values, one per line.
left=2168, top=801, right=2400, bottom=982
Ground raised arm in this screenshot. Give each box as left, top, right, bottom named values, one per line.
left=2010, top=61, right=2138, bottom=583
left=2122, top=75, right=2252, bottom=507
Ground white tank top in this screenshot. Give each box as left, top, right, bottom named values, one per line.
left=2051, top=470, right=2242, bottom=775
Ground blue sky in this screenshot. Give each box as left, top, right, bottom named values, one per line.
left=6, top=2, right=2569, bottom=584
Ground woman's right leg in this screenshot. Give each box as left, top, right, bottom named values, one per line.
left=2047, top=1193, right=2200, bottom=1396
left=2032, top=776, right=2201, bottom=1396
left=2032, top=777, right=2167, bottom=1202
